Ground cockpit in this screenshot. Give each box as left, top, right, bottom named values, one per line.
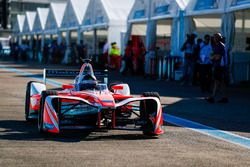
left=74, top=60, right=107, bottom=91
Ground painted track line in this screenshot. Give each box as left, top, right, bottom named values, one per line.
left=1, top=64, right=250, bottom=149
left=0, top=65, right=62, bottom=87
left=164, top=113, right=250, bottom=149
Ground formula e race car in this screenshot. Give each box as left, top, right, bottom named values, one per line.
left=25, top=59, right=164, bottom=136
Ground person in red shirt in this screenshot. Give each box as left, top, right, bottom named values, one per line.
left=121, top=40, right=134, bottom=75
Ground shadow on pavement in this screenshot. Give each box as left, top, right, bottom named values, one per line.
left=0, top=120, right=157, bottom=142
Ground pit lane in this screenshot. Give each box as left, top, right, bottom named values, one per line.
left=0, top=60, right=249, bottom=167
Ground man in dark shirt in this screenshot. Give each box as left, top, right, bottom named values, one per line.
left=181, top=34, right=197, bottom=85
left=206, top=33, right=228, bottom=103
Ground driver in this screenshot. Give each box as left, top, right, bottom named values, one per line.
left=78, top=65, right=97, bottom=90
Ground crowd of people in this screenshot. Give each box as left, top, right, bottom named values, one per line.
left=181, top=32, right=229, bottom=103
left=8, top=38, right=147, bottom=73
left=8, top=40, right=88, bottom=65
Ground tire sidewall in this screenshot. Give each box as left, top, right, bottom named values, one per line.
left=25, top=81, right=34, bottom=121
left=38, top=90, right=58, bottom=134
left=140, top=92, right=160, bottom=135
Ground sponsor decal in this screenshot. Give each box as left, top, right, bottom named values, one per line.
left=46, top=70, right=79, bottom=77
left=194, top=0, right=218, bottom=10
left=46, top=70, right=108, bottom=77
left=232, top=0, right=250, bottom=6
left=154, top=5, right=169, bottom=15
left=133, top=9, right=145, bottom=19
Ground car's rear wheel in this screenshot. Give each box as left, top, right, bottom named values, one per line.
left=25, top=81, right=35, bottom=121
left=140, top=92, right=160, bottom=136
left=38, top=90, right=58, bottom=134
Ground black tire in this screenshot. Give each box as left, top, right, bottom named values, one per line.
left=140, top=92, right=160, bottom=136
left=38, top=90, right=58, bottom=134
left=25, top=81, right=35, bottom=121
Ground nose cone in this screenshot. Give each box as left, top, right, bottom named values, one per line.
left=98, top=93, right=116, bottom=108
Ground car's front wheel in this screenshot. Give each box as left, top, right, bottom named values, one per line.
left=140, top=92, right=160, bottom=136
left=25, top=81, right=35, bottom=121
left=38, top=90, right=58, bottom=134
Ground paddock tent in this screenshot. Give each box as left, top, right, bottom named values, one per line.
left=82, top=0, right=135, bottom=50
left=22, top=12, right=36, bottom=35
left=185, top=0, right=226, bottom=37
left=145, top=0, right=185, bottom=79
left=127, top=0, right=183, bottom=75
left=150, top=0, right=180, bottom=56
left=126, top=0, right=150, bottom=39
left=60, top=0, right=90, bottom=47
left=33, top=8, right=49, bottom=34
left=44, top=2, right=67, bottom=35
left=226, top=0, right=250, bottom=83
left=60, top=0, right=90, bottom=64
left=13, top=15, right=25, bottom=35
left=61, top=0, right=90, bottom=31
left=125, top=0, right=150, bottom=73
left=13, top=15, right=25, bottom=44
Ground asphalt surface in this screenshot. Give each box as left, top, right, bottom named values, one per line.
left=0, top=59, right=250, bottom=167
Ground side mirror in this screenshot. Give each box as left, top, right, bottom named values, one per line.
left=111, top=85, right=123, bottom=91
left=62, top=84, right=74, bottom=89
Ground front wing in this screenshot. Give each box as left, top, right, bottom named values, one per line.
left=41, top=95, right=164, bottom=135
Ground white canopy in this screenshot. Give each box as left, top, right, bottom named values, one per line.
left=13, top=15, right=25, bottom=34
left=185, top=0, right=226, bottom=16
left=227, top=0, right=250, bottom=12
left=82, top=0, right=134, bottom=28
left=82, top=0, right=135, bottom=48
left=44, top=2, right=66, bottom=34
left=22, top=12, right=36, bottom=35
left=33, top=8, right=49, bottom=34
left=61, top=0, right=90, bottom=31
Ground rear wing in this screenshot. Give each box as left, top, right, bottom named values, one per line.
left=43, top=69, right=108, bottom=85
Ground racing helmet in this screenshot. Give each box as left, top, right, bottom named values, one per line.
left=79, top=73, right=97, bottom=90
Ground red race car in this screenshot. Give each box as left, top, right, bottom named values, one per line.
left=25, top=60, right=164, bottom=136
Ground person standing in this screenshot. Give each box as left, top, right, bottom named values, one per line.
left=206, top=33, right=228, bottom=103
left=42, top=43, right=49, bottom=64
left=121, top=40, right=134, bottom=75
left=109, top=42, right=121, bottom=70
left=181, top=34, right=197, bottom=85
left=137, top=41, right=146, bottom=75
left=13, top=42, right=19, bottom=61
left=199, top=35, right=213, bottom=93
